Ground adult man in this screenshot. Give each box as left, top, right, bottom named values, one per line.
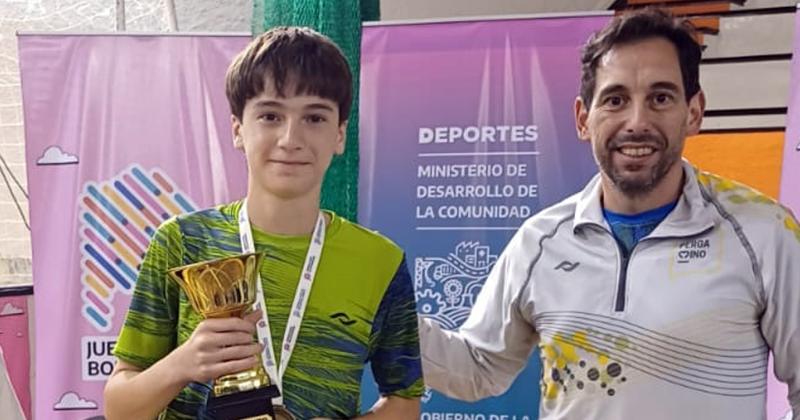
left=420, top=9, right=799, bottom=419
left=105, top=27, right=423, bottom=419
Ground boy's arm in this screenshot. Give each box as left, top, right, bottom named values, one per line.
left=357, top=395, right=420, bottom=419
left=366, top=256, right=423, bottom=419
left=104, top=358, right=187, bottom=420
left=104, top=312, right=264, bottom=420
left=311, top=396, right=419, bottom=420
left=104, top=219, right=263, bottom=419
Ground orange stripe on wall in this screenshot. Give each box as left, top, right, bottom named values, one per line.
left=683, top=131, right=785, bottom=199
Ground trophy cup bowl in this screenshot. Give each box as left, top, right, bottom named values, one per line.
left=168, top=252, right=280, bottom=420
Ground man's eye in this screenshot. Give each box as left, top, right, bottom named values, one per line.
left=653, top=93, right=674, bottom=106
left=604, top=96, right=624, bottom=107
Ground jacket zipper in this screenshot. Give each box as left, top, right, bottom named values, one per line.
left=614, top=241, right=632, bottom=312
left=610, top=225, right=715, bottom=313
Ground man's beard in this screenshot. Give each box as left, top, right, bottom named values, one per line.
left=598, top=132, right=681, bottom=198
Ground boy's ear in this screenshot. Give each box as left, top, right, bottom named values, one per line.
left=231, top=115, right=243, bottom=149
left=334, top=121, right=347, bottom=155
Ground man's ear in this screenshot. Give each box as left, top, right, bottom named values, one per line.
left=334, top=121, right=347, bottom=155
left=231, top=115, right=243, bottom=149
left=575, top=96, right=591, bottom=142
left=686, top=90, right=706, bottom=136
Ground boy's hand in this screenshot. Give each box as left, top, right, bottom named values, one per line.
left=171, top=310, right=264, bottom=383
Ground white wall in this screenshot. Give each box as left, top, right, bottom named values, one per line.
left=380, top=0, right=614, bottom=20
left=0, top=0, right=250, bottom=286
left=701, top=5, right=797, bottom=130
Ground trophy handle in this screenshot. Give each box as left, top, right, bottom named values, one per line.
left=167, top=268, right=186, bottom=288
left=166, top=253, right=263, bottom=319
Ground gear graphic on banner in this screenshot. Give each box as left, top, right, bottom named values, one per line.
left=414, top=241, right=498, bottom=331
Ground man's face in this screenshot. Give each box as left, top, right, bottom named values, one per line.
left=575, top=37, right=704, bottom=198
left=232, top=78, right=346, bottom=201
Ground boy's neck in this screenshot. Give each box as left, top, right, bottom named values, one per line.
left=245, top=191, right=323, bottom=236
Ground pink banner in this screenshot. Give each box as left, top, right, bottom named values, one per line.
left=0, top=295, right=31, bottom=419
left=780, top=7, right=800, bottom=215
left=773, top=6, right=800, bottom=420
left=19, top=34, right=249, bottom=419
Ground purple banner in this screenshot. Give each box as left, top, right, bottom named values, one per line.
left=358, top=14, right=611, bottom=417
left=19, top=34, right=250, bottom=419
left=780, top=8, right=800, bottom=214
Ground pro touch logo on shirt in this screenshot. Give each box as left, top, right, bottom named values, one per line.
left=329, top=312, right=357, bottom=326
left=77, top=165, right=196, bottom=332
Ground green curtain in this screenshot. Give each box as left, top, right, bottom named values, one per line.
left=253, top=0, right=380, bottom=222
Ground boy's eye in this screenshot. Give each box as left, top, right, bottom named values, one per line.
left=259, top=113, right=280, bottom=122
left=306, top=114, right=327, bottom=123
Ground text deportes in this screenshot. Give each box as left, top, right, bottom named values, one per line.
left=419, top=125, right=538, bottom=144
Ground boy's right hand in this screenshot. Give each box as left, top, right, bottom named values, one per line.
left=171, top=310, right=264, bottom=384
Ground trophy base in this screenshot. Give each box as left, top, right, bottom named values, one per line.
left=206, top=384, right=281, bottom=420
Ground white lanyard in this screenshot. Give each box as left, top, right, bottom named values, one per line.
left=238, top=199, right=325, bottom=405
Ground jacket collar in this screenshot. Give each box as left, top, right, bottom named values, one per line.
left=573, top=159, right=715, bottom=238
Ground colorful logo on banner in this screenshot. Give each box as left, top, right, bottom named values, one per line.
left=415, top=241, right=498, bottom=330
left=78, top=165, right=196, bottom=332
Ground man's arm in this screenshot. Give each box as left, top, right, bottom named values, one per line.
left=420, top=227, right=538, bottom=401
left=760, top=208, right=800, bottom=415
left=104, top=312, right=263, bottom=420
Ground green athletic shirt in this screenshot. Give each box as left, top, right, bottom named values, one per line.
left=114, top=201, right=424, bottom=419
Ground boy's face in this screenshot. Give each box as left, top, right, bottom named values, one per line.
left=232, top=77, right=346, bottom=202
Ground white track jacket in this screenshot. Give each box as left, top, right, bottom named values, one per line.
left=421, top=161, right=800, bottom=420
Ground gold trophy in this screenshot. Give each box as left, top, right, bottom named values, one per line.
left=169, top=252, right=281, bottom=420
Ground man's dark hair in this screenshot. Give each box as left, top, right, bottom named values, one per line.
left=225, top=26, right=353, bottom=123
left=579, top=8, right=702, bottom=107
